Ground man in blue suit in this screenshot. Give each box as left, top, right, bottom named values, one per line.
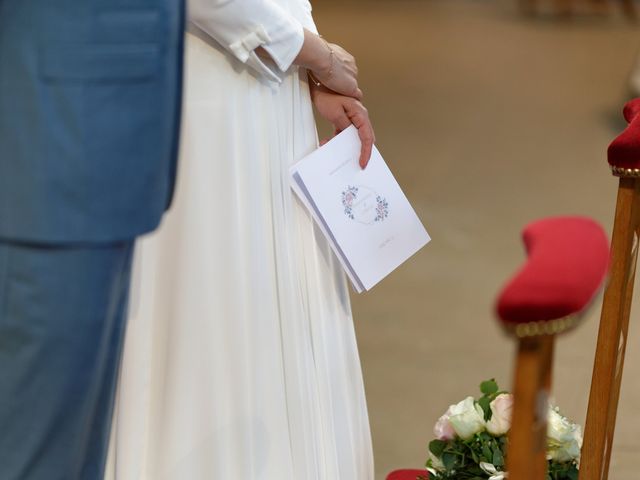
left=0, top=1, right=185, bottom=478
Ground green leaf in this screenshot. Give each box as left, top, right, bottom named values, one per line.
left=492, top=447, right=504, bottom=467
left=470, top=449, right=479, bottom=464
left=481, top=444, right=492, bottom=462
left=429, top=439, right=446, bottom=457
left=442, top=452, right=457, bottom=470
left=477, top=396, right=491, bottom=421
left=480, top=379, right=499, bottom=395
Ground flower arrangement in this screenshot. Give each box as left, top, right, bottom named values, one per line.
left=424, top=380, right=581, bottom=480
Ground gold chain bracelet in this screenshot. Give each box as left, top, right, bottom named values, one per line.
left=308, top=36, right=334, bottom=87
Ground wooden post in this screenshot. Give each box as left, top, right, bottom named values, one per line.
left=580, top=177, right=640, bottom=480
left=535, top=339, right=554, bottom=478
left=507, top=336, right=554, bottom=480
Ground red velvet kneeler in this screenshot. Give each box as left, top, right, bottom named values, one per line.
left=496, top=216, right=609, bottom=330
left=608, top=98, right=640, bottom=174
left=386, top=469, right=429, bottom=480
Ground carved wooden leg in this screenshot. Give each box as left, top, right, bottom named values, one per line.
left=534, top=339, right=554, bottom=478
left=580, top=178, right=640, bottom=480
left=507, top=336, right=554, bottom=480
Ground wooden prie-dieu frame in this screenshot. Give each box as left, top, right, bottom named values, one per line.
left=580, top=99, right=640, bottom=480
left=496, top=217, right=609, bottom=480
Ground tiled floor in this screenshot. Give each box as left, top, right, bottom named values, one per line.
left=312, top=1, right=640, bottom=478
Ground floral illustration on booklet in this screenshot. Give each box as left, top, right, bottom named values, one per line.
left=341, top=185, right=389, bottom=224
left=423, top=379, right=581, bottom=480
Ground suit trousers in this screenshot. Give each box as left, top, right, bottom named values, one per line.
left=0, top=240, right=134, bottom=480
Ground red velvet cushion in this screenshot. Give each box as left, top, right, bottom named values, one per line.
left=608, top=98, right=640, bottom=170
left=496, top=216, right=609, bottom=325
left=386, top=469, right=430, bottom=480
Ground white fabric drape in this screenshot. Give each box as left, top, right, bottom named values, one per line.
left=104, top=1, right=373, bottom=478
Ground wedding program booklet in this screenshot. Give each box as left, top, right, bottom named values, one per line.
left=290, top=125, right=430, bottom=292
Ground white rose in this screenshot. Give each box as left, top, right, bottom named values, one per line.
left=547, top=407, right=582, bottom=462
left=433, top=406, right=456, bottom=441
left=480, top=462, right=508, bottom=480
left=486, top=393, right=513, bottom=436
left=448, top=396, right=486, bottom=440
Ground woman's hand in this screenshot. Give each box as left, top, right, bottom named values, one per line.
left=295, top=30, right=362, bottom=100
left=310, top=82, right=375, bottom=168
left=310, top=42, right=362, bottom=100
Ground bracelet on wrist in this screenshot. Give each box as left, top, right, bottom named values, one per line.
left=308, top=71, right=322, bottom=87
left=321, top=37, right=334, bottom=80
left=308, top=37, right=334, bottom=88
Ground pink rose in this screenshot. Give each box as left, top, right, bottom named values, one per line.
left=486, top=393, right=513, bottom=436
left=433, top=406, right=456, bottom=440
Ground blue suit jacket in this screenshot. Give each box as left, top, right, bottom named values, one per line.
left=0, top=0, right=185, bottom=243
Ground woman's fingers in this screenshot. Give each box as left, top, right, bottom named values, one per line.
left=345, top=102, right=375, bottom=168
left=309, top=84, right=375, bottom=167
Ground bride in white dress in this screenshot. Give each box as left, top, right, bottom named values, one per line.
left=105, top=0, right=375, bottom=478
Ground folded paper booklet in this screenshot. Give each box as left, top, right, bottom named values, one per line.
left=290, top=125, right=430, bottom=293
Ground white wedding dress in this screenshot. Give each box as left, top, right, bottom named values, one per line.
left=104, top=1, right=373, bottom=479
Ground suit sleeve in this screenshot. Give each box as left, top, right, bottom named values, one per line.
left=188, top=0, right=305, bottom=83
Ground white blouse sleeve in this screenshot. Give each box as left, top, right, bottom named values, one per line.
left=188, top=0, right=305, bottom=83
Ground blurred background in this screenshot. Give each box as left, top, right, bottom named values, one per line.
left=311, top=0, right=640, bottom=478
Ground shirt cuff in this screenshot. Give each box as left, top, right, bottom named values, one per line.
left=259, top=19, right=304, bottom=73
left=227, top=20, right=304, bottom=82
